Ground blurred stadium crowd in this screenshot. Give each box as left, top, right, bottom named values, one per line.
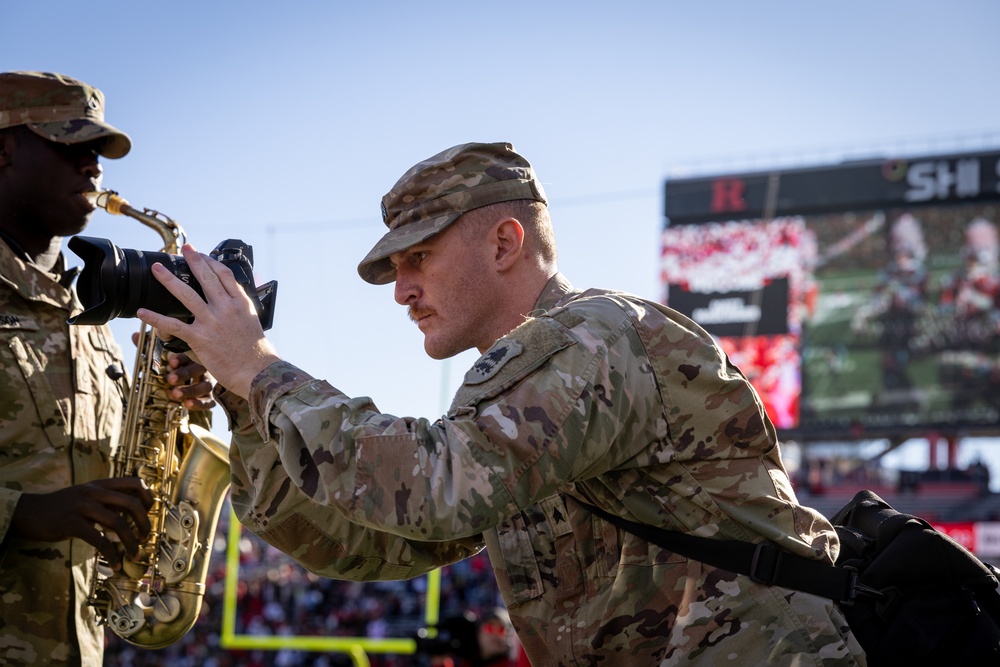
left=104, top=502, right=509, bottom=666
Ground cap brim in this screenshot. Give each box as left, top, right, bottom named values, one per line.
left=357, top=211, right=462, bottom=285
left=27, top=119, right=132, bottom=159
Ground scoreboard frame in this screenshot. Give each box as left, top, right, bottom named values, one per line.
left=662, top=149, right=1000, bottom=441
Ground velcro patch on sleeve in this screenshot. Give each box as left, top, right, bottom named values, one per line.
left=451, top=317, right=576, bottom=411
left=464, top=340, right=524, bottom=385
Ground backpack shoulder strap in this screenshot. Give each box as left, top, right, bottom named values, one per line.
left=575, top=498, right=859, bottom=604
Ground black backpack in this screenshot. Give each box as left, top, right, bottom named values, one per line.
left=576, top=489, right=1000, bottom=666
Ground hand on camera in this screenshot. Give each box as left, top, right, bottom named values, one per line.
left=137, top=244, right=280, bottom=400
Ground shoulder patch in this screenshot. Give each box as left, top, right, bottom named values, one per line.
left=464, top=339, right=524, bottom=385
left=449, top=317, right=576, bottom=413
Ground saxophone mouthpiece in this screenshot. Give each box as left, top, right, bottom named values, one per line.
left=85, top=190, right=128, bottom=215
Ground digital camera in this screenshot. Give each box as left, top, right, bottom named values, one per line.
left=67, top=236, right=278, bottom=331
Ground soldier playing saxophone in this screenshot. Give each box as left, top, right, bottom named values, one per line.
left=0, top=71, right=214, bottom=667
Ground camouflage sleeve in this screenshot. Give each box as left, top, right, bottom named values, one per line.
left=217, top=370, right=484, bottom=581
left=223, top=299, right=664, bottom=549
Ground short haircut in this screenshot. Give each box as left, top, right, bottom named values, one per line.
left=459, top=200, right=557, bottom=265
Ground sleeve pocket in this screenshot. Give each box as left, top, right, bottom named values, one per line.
left=4, top=336, right=68, bottom=453
left=493, top=512, right=544, bottom=604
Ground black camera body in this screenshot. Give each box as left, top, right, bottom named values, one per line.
left=67, top=236, right=278, bottom=332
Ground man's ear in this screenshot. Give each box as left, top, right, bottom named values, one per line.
left=493, top=217, right=525, bottom=271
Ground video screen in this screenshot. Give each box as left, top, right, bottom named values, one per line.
left=662, top=151, right=1000, bottom=440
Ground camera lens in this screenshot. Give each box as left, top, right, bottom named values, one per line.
left=67, top=236, right=277, bottom=332
left=68, top=236, right=202, bottom=325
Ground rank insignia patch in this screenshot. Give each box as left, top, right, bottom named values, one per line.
left=465, top=339, right=524, bottom=385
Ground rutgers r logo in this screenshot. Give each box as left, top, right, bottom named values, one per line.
left=710, top=178, right=747, bottom=213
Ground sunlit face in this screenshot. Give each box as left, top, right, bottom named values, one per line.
left=391, top=218, right=503, bottom=359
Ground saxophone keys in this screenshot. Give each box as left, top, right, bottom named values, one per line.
left=121, top=557, right=147, bottom=580
left=164, top=502, right=198, bottom=541
left=149, top=592, right=182, bottom=623
left=108, top=603, right=146, bottom=637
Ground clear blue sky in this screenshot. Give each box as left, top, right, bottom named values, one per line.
left=5, top=1, right=1000, bottom=480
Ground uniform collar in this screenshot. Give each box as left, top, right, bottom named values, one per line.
left=0, top=233, right=80, bottom=309
left=532, top=272, right=577, bottom=313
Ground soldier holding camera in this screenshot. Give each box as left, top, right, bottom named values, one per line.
left=139, top=142, right=866, bottom=665
left=0, top=71, right=213, bottom=666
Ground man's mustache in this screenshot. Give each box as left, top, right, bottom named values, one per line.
left=408, top=306, right=432, bottom=324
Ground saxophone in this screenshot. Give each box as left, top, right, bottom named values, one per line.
left=85, top=191, right=232, bottom=649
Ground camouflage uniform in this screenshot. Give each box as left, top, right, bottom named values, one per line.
left=0, top=239, right=125, bottom=666
left=221, top=273, right=865, bottom=665
left=221, top=142, right=866, bottom=665
left=0, top=71, right=132, bottom=666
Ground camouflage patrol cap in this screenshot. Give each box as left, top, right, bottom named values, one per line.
left=0, top=71, right=131, bottom=159
left=358, top=141, right=547, bottom=285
